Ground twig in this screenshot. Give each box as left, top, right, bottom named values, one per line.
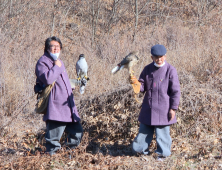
left=0, top=95, right=35, bottom=133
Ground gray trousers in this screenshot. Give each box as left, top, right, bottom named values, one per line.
left=132, top=123, right=172, bottom=157
left=45, top=120, right=83, bottom=155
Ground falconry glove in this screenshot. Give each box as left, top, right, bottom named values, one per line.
left=129, top=76, right=141, bottom=94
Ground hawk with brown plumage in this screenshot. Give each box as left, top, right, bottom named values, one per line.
left=111, top=51, right=139, bottom=76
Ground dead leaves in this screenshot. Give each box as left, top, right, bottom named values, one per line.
left=1, top=76, right=222, bottom=169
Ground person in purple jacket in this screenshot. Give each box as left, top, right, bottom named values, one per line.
left=130, top=44, right=180, bottom=160
left=35, top=36, right=83, bottom=155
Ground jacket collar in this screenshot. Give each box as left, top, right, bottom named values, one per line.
left=44, top=51, right=54, bottom=61
left=151, top=61, right=168, bottom=76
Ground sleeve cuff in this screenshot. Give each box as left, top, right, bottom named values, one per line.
left=170, top=105, right=179, bottom=110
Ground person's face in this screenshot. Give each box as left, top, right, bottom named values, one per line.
left=49, top=40, right=61, bottom=54
left=151, top=55, right=166, bottom=65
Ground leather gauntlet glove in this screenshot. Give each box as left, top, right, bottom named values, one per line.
left=129, top=76, right=141, bottom=94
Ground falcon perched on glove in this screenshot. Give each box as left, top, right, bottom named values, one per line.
left=76, top=54, right=89, bottom=94
left=111, top=51, right=139, bottom=76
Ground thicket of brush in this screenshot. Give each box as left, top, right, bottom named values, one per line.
left=0, top=0, right=222, bottom=169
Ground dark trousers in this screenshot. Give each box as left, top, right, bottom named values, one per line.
left=45, top=120, right=83, bottom=155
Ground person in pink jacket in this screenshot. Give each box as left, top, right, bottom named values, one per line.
left=130, top=44, right=180, bottom=160
left=35, top=36, right=83, bottom=155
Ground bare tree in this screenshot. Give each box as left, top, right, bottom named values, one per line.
left=91, top=0, right=101, bottom=48
left=132, top=0, right=150, bottom=42
left=107, top=0, right=120, bottom=34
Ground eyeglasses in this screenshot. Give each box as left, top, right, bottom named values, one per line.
left=50, top=45, right=60, bottom=49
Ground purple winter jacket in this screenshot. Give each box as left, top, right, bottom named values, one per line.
left=138, top=61, right=180, bottom=126
left=35, top=52, right=80, bottom=122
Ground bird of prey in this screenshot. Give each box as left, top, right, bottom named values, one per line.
left=76, top=54, right=88, bottom=80
left=111, top=51, right=139, bottom=76
left=76, top=54, right=89, bottom=94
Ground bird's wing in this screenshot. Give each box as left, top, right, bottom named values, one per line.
left=80, top=58, right=88, bottom=76
left=82, top=58, right=88, bottom=72
left=76, top=58, right=88, bottom=78
left=119, top=55, right=133, bottom=66
left=76, top=61, right=81, bottom=77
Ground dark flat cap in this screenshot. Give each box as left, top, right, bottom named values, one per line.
left=151, top=44, right=167, bottom=56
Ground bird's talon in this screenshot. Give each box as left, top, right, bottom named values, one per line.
left=130, top=70, right=135, bottom=77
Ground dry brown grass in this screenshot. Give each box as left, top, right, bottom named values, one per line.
left=0, top=0, right=222, bottom=169
left=0, top=82, right=222, bottom=169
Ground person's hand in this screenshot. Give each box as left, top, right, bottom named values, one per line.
left=54, top=60, right=61, bottom=67
left=169, top=109, right=176, bottom=121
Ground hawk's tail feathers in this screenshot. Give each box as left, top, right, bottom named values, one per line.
left=80, top=85, right=85, bottom=94
left=119, top=65, right=125, bottom=71
left=111, top=65, right=120, bottom=74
